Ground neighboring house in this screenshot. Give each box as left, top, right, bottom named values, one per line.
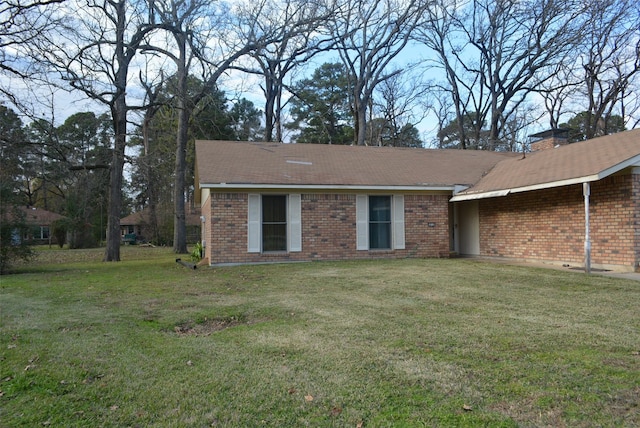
left=120, top=210, right=149, bottom=243
left=195, top=129, right=640, bottom=271
left=19, top=206, right=65, bottom=244
left=120, top=207, right=202, bottom=244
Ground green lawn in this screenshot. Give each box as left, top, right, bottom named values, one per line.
left=1, top=247, right=638, bottom=427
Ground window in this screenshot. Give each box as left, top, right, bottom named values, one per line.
left=369, top=196, right=391, bottom=249
left=356, top=194, right=404, bottom=251
left=248, top=194, right=302, bottom=253
left=262, top=195, right=287, bottom=252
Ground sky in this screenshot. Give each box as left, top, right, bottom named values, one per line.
left=3, top=0, right=635, bottom=150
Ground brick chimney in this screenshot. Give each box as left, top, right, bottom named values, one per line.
left=529, top=128, right=569, bottom=152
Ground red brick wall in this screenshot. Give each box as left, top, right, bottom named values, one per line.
left=478, top=172, right=639, bottom=270
left=404, top=194, right=450, bottom=258
left=530, top=137, right=568, bottom=152
left=203, top=192, right=450, bottom=264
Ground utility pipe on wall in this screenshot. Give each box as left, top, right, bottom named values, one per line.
left=583, top=182, right=591, bottom=274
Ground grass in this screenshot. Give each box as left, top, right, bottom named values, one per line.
left=1, top=247, right=639, bottom=427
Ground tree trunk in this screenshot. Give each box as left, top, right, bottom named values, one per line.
left=173, top=33, right=188, bottom=254
left=275, top=83, right=283, bottom=143
left=173, top=105, right=188, bottom=253
left=355, top=98, right=367, bottom=146
left=263, top=79, right=276, bottom=141
left=103, top=105, right=126, bottom=261
left=103, top=0, right=128, bottom=262
left=142, top=112, right=160, bottom=244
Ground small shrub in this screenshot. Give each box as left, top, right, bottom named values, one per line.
left=190, top=241, right=203, bottom=262
left=52, top=218, right=68, bottom=248
left=0, top=190, right=34, bottom=273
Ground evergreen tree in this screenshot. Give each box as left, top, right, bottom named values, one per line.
left=0, top=104, right=33, bottom=272
left=287, top=63, right=354, bottom=145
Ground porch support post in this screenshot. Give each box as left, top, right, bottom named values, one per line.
left=583, top=182, right=591, bottom=274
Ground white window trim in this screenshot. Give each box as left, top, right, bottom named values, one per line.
left=356, top=194, right=405, bottom=251
left=247, top=193, right=302, bottom=253
left=288, top=194, right=302, bottom=252
left=393, top=195, right=405, bottom=250
left=356, top=195, right=369, bottom=250
left=247, top=194, right=261, bottom=252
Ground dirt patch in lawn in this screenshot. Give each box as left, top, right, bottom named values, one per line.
left=172, top=315, right=258, bottom=336
left=609, top=386, right=640, bottom=422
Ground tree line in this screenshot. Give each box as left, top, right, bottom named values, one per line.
left=1, top=0, right=638, bottom=265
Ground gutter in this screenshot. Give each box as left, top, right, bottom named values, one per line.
left=449, top=176, right=597, bottom=202
left=450, top=155, right=640, bottom=202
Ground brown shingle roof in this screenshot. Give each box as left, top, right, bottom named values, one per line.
left=19, top=207, right=65, bottom=225
left=195, top=141, right=516, bottom=190
left=121, top=207, right=201, bottom=226
left=453, top=128, right=640, bottom=200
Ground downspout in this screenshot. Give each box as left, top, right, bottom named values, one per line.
left=583, top=182, right=591, bottom=274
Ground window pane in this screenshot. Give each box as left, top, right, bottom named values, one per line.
left=369, top=196, right=391, bottom=249
left=369, top=196, right=391, bottom=221
left=369, top=222, right=391, bottom=249
left=262, top=195, right=286, bottom=222
left=262, top=195, right=287, bottom=252
left=262, top=224, right=287, bottom=251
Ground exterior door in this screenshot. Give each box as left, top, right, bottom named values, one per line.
left=457, top=201, right=480, bottom=256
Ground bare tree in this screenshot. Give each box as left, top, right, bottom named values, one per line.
left=538, top=63, right=581, bottom=129
left=232, top=0, right=337, bottom=142
left=372, top=70, right=428, bottom=146
left=148, top=0, right=331, bottom=252
left=0, top=0, right=64, bottom=79
left=414, top=0, right=475, bottom=148
left=328, top=0, right=429, bottom=146
left=145, top=0, right=214, bottom=253
left=577, top=0, right=640, bottom=139
left=0, top=0, right=67, bottom=121
left=135, top=65, right=167, bottom=245
left=30, top=0, right=155, bottom=261
left=416, top=0, right=587, bottom=150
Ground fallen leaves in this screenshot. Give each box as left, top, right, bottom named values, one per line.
left=82, top=373, right=104, bottom=385
left=24, top=356, right=39, bottom=371
left=289, top=388, right=348, bottom=421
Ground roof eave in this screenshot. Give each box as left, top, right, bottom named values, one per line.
left=596, top=154, right=640, bottom=181
left=451, top=158, right=640, bottom=202
left=200, top=183, right=457, bottom=192
left=450, top=174, right=602, bottom=202
left=451, top=153, right=640, bottom=202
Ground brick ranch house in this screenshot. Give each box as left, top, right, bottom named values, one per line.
left=120, top=207, right=202, bottom=244
left=195, top=129, right=640, bottom=271
left=18, top=206, right=65, bottom=245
